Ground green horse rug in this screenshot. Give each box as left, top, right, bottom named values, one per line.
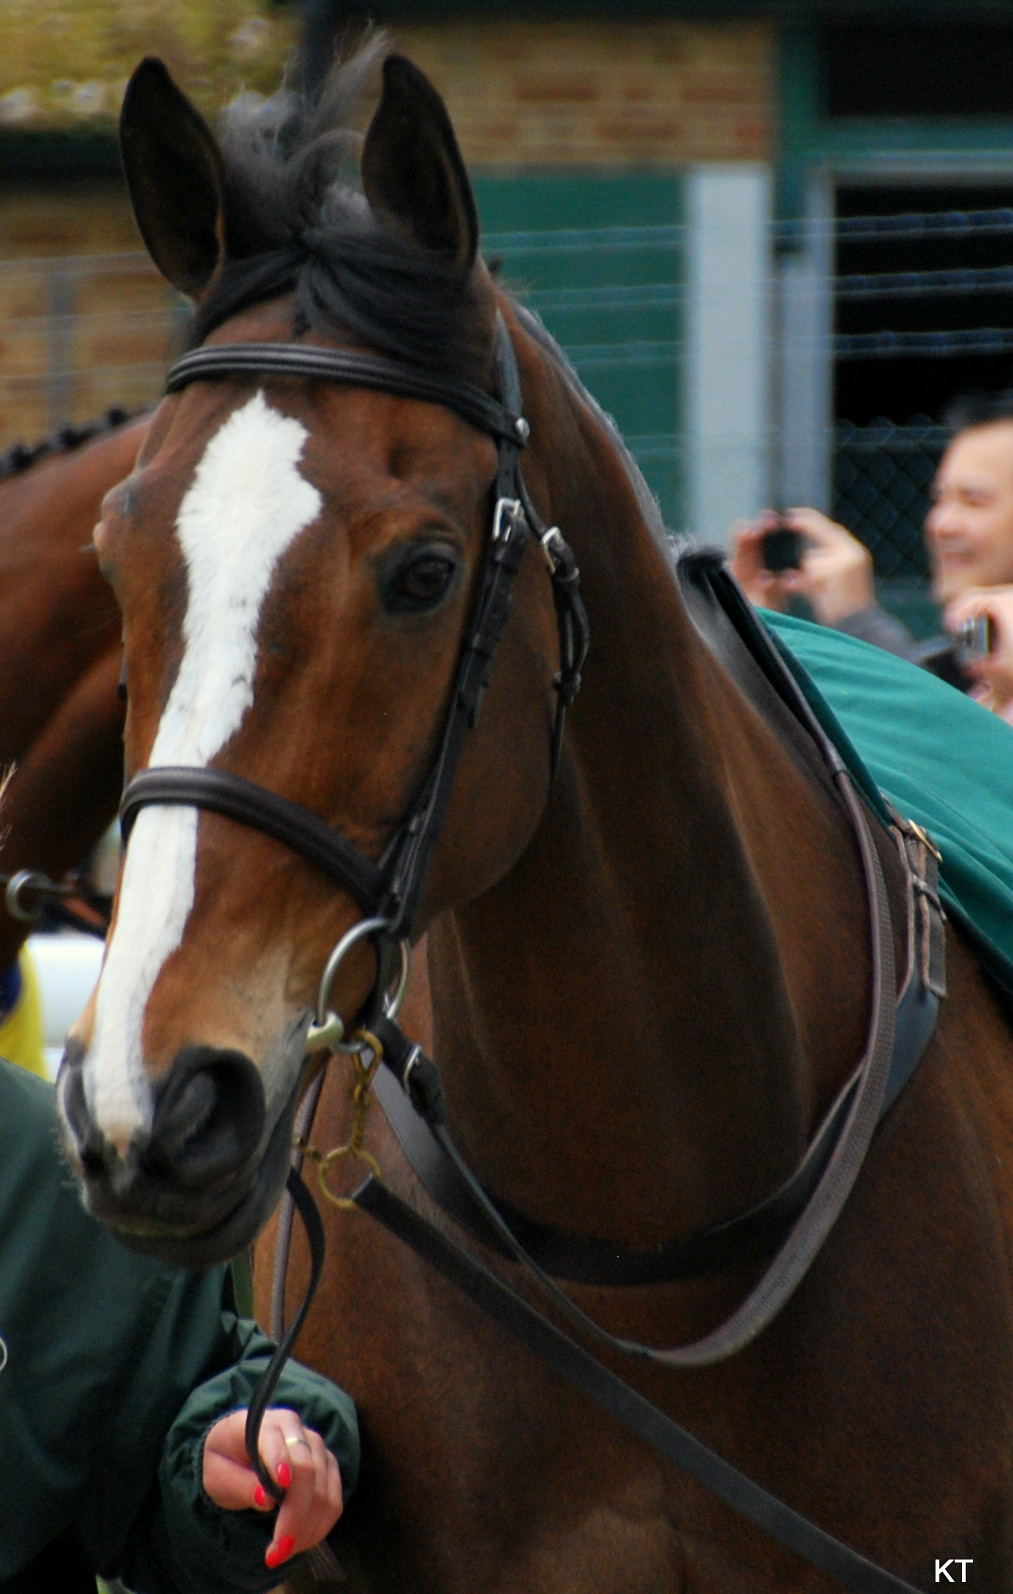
left=763, top=609, right=1013, bottom=1010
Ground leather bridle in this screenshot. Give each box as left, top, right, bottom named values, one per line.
left=120, top=314, right=589, bottom=1018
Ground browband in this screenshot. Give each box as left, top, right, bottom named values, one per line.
left=165, top=343, right=530, bottom=447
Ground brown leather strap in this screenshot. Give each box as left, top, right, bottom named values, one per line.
left=166, top=342, right=527, bottom=445
left=121, top=766, right=386, bottom=914
left=372, top=758, right=896, bottom=1368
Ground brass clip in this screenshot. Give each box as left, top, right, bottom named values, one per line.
left=295, top=1029, right=384, bottom=1208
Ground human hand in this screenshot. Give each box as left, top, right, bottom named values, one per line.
left=945, top=586, right=1013, bottom=713
left=775, top=509, right=876, bottom=625
left=202, top=1407, right=344, bottom=1573
left=729, top=512, right=796, bottom=612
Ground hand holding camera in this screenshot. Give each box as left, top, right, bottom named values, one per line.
left=946, top=587, right=1013, bottom=714
left=730, top=509, right=876, bottom=625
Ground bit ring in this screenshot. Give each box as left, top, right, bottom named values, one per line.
left=304, top=917, right=411, bottom=1055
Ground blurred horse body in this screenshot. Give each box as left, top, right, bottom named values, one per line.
left=0, top=414, right=147, bottom=971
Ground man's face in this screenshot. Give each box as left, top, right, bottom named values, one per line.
left=925, top=420, right=1013, bottom=603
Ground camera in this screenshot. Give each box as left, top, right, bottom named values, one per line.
left=955, top=613, right=996, bottom=665
left=760, top=526, right=803, bottom=572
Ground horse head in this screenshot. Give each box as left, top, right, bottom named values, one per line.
left=57, top=51, right=562, bottom=1264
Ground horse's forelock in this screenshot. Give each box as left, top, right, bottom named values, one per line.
left=190, top=38, right=493, bottom=383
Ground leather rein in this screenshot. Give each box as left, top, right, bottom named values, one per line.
left=121, top=318, right=942, bottom=1593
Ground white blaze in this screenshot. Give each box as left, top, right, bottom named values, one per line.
left=86, top=392, right=322, bottom=1146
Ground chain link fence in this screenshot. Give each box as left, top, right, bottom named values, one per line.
left=833, top=418, right=947, bottom=581
left=832, top=418, right=950, bottom=640
left=0, top=250, right=182, bottom=446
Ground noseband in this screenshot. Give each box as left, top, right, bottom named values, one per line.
left=119, top=316, right=589, bottom=1028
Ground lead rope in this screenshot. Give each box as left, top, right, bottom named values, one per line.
left=245, top=1165, right=326, bottom=1504
left=246, top=1161, right=354, bottom=1584
left=269, top=1066, right=327, bottom=1340
left=267, top=913, right=921, bottom=1594
left=272, top=1059, right=923, bottom=1593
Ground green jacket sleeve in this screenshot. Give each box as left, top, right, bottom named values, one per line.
left=0, top=1062, right=359, bottom=1594
left=117, top=1317, right=359, bottom=1594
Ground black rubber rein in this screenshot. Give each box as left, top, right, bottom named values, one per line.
left=354, top=1175, right=923, bottom=1594
left=245, top=1166, right=326, bottom=1504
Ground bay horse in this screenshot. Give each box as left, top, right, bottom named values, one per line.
left=0, top=411, right=148, bottom=971
left=58, top=48, right=1013, bottom=1591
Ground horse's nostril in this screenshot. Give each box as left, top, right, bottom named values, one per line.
left=145, top=1046, right=266, bottom=1186
left=80, top=1143, right=107, bottom=1177
left=57, top=1039, right=109, bottom=1169
left=153, top=1070, right=217, bottom=1162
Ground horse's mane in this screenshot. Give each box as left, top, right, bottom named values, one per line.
left=511, top=301, right=674, bottom=552
left=0, top=404, right=138, bottom=483
left=193, top=36, right=490, bottom=381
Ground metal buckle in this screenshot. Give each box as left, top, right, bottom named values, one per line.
left=906, top=819, right=943, bottom=864
left=491, top=497, right=522, bottom=544
left=5, top=869, right=54, bottom=922
left=304, top=917, right=412, bottom=1055
left=540, top=526, right=565, bottom=574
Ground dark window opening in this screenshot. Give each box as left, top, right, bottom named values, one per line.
left=835, top=181, right=1013, bottom=427
left=824, top=25, right=1013, bottom=120
left=832, top=181, right=1013, bottom=622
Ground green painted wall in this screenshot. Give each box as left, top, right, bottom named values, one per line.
left=474, top=173, right=684, bottom=525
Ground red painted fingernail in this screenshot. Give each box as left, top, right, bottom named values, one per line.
left=277, top=1461, right=291, bottom=1490
left=253, top=1484, right=268, bottom=1508
left=266, top=1535, right=295, bottom=1569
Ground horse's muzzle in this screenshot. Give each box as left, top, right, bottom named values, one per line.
left=56, top=1038, right=294, bottom=1265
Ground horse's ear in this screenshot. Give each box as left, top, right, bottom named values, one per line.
left=119, top=57, right=226, bottom=299
left=361, top=55, right=478, bottom=275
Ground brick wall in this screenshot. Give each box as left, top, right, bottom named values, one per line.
left=0, top=17, right=773, bottom=447
left=0, top=10, right=773, bottom=164
left=396, top=19, right=773, bottom=166
left=0, top=186, right=172, bottom=446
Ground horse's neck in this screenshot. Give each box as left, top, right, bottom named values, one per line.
left=430, top=350, right=875, bottom=1251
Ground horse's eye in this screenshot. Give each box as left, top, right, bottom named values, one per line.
left=382, top=550, right=458, bottom=614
